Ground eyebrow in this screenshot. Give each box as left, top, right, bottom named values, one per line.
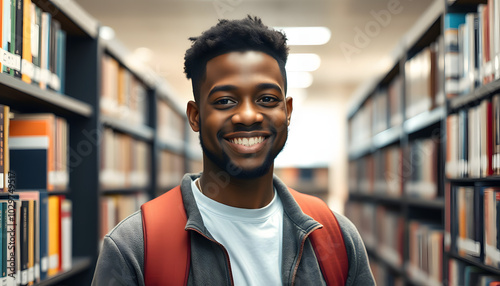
left=208, top=83, right=283, bottom=98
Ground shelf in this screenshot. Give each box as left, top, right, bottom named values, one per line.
left=35, top=256, right=92, bottom=286
left=406, top=197, right=445, bottom=209
left=47, top=0, right=99, bottom=38
left=101, top=115, right=154, bottom=142
left=349, top=192, right=404, bottom=206
left=157, top=139, right=185, bottom=154
left=348, top=139, right=372, bottom=161
left=372, top=126, right=403, bottom=149
left=101, top=187, right=149, bottom=195
left=447, top=176, right=500, bottom=184
left=448, top=251, right=500, bottom=276
left=0, top=73, right=92, bottom=118
left=403, top=106, right=445, bottom=135
left=366, top=247, right=404, bottom=276
left=449, top=79, right=500, bottom=111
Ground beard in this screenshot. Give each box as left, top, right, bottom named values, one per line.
left=198, top=124, right=286, bottom=180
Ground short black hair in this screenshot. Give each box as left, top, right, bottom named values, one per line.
left=184, top=16, right=289, bottom=101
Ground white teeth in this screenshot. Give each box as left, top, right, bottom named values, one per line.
left=231, top=136, right=264, bottom=147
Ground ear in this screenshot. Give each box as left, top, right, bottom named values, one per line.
left=186, top=100, right=200, bottom=132
left=285, top=97, right=293, bottom=126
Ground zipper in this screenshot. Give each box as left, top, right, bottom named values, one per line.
left=290, top=225, right=322, bottom=286
left=188, top=227, right=235, bottom=286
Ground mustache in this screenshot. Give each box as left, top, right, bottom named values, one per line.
left=216, top=124, right=279, bottom=140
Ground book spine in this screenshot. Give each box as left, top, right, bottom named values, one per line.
left=13, top=0, right=22, bottom=79
left=19, top=201, right=27, bottom=286
left=0, top=107, right=4, bottom=191
left=26, top=201, right=33, bottom=285
left=8, top=0, right=15, bottom=76
left=38, top=192, right=47, bottom=281
left=60, top=199, right=70, bottom=272
left=2, top=0, right=11, bottom=74
left=20, top=0, right=30, bottom=83
left=5, top=199, right=15, bottom=286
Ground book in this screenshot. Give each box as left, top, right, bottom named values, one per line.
left=9, top=114, right=68, bottom=191
left=60, top=199, right=70, bottom=272
left=20, top=200, right=28, bottom=286
left=17, top=191, right=40, bottom=283
left=13, top=0, right=22, bottom=79
left=47, top=195, right=60, bottom=277
left=30, top=4, right=41, bottom=85
left=2, top=0, right=10, bottom=75
left=444, top=13, right=466, bottom=98
left=39, top=11, right=50, bottom=90
left=20, top=0, right=31, bottom=84
left=38, top=191, right=47, bottom=280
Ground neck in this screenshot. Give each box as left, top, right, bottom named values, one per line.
left=199, top=161, right=275, bottom=209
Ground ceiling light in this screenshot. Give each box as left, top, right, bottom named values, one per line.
left=274, top=27, right=331, bottom=45
left=287, top=71, right=313, bottom=89
left=286, top=53, right=321, bottom=72
left=99, top=26, right=115, bottom=40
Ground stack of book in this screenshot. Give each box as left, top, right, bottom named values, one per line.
left=1, top=0, right=66, bottom=92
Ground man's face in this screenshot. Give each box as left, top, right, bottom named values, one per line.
left=189, top=51, right=292, bottom=179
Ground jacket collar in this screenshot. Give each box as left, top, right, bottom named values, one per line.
left=179, top=173, right=321, bottom=236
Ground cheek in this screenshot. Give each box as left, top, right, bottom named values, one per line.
left=270, top=111, right=289, bottom=133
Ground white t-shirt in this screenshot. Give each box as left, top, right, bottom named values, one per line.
left=191, top=179, right=284, bottom=285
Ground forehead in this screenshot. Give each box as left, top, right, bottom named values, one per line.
left=201, top=51, right=284, bottom=94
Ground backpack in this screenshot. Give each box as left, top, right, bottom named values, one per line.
left=141, top=185, right=349, bottom=285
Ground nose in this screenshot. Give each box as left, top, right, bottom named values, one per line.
left=231, top=100, right=264, bottom=126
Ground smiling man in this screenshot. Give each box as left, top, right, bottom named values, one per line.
left=92, top=16, right=374, bottom=285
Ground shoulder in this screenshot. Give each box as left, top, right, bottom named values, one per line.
left=108, top=210, right=143, bottom=241
left=331, top=211, right=361, bottom=244
left=93, top=210, right=145, bottom=285
left=106, top=210, right=144, bottom=262
left=331, top=212, right=376, bottom=285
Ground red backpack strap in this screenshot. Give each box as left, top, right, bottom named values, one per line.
left=289, top=188, right=349, bottom=286
left=141, top=186, right=190, bottom=285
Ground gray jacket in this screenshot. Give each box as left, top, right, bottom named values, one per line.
left=92, top=174, right=375, bottom=285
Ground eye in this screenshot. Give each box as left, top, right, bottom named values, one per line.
left=259, top=96, right=277, bottom=103
left=258, top=96, right=280, bottom=106
left=213, top=98, right=237, bottom=107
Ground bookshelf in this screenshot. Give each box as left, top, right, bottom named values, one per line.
left=0, top=0, right=192, bottom=285
left=347, top=0, right=500, bottom=284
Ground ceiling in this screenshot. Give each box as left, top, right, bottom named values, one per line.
left=73, top=0, right=435, bottom=106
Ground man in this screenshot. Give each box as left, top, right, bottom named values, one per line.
left=92, top=16, right=374, bottom=285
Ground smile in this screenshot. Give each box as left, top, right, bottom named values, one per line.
left=229, top=136, right=265, bottom=147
